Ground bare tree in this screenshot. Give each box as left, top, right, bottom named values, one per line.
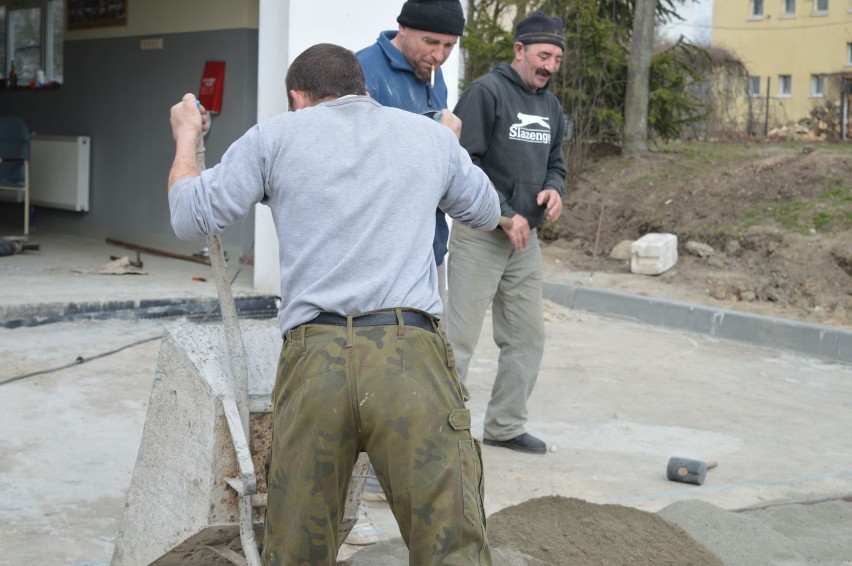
left=623, top=0, right=658, bottom=155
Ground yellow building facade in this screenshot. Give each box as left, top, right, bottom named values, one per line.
left=712, top=0, right=851, bottom=137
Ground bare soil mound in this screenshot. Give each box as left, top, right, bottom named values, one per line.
left=542, top=142, right=852, bottom=328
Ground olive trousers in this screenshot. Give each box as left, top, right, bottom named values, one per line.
left=262, top=309, right=490, bottom=566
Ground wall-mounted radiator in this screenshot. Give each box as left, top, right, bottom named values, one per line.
left=30, top=135, right=91, bottom=212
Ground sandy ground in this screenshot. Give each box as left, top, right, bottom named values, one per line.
left=342, top=303, right=852, bottom=566
left=2, top=307, right=850, bottom=565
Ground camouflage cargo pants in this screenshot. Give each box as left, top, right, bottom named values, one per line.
left=262, top=308, right=490, bottom=566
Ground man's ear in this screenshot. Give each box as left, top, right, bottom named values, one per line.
left=289, top=89, right=311, bottom=111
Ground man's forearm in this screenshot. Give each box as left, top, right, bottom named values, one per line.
left=168, top=134, right=200, bottom=189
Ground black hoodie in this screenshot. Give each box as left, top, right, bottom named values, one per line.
left=453, top=62, right=567, bottom=228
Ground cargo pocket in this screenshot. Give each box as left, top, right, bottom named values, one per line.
left=458, top=439, right=484, bottom=527
left=449, top=409, right=484, bottom=527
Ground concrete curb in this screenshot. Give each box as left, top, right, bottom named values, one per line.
left=4, top=280, right=850, bottom=364
left=543, top=281, right=852, bottom=364
left=0, top=295, right=280, bottom=329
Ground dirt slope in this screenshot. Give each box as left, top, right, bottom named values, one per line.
left=542, top=141, right=852, bottom=329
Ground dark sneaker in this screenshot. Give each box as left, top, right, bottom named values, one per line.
left=483, top=432, right=547, bottom=454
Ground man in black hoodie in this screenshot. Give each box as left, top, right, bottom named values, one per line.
left=447, top=11, right=567, bottom=455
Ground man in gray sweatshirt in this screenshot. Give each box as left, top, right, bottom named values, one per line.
left=168, top=43, right=498, bottom=566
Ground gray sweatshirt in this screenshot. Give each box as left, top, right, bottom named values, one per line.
left=169, top=96, right=499, bottom=335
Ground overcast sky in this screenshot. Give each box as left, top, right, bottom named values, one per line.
left=660, top=0, right=713, bottom=45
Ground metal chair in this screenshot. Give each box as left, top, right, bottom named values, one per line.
left=0, top=116, right=31, bottom=237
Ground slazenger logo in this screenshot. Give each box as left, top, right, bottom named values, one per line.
left=508, top=112, right=551, bottom=144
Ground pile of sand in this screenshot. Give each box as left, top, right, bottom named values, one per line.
left=487, top=496, right=722, bottom=565
left=344, top=495, right=852, bottom=565
left=344, top=496, right=722, bottom=565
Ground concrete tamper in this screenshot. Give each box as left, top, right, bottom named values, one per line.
left=111, top=111, right=366, bottom=565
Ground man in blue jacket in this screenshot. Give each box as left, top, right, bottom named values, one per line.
left=447, top=12, right=567, bottom=455
left=353, top=2, right=466, bottom=543
left=356, top=0, right=465, bottom=307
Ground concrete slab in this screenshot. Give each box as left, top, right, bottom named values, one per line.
left=2, top=304, right=851, bottom=564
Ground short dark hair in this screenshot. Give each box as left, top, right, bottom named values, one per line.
left=286, top=43, right=366, bottom=109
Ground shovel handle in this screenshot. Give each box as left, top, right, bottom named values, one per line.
left=195, top=109, right=251, bottom=436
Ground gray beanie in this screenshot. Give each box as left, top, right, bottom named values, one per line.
left=397, top=0, right=465, bottom=36
left=514, top=11, right=565, bottom=51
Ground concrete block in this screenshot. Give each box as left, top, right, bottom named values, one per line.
left=631, top=233, right=678, bottom=275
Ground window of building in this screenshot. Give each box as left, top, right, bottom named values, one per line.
left=848, top=42, right=852, bottom=65
left=749, top=76, right=762, bottom=97
left=1, top=0, right=62, bottom=87
left=778, top=74, right=792, bottom=96
left=814, top=0, right=829, bottom=12
left=751, top=0, right=765, bottom=17
left=783, top=0, right=796, bottom=15
left=811, top=75, right=825, bottom=97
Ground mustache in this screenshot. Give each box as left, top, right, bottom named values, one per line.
left=535, top=69, right=552, bottom=78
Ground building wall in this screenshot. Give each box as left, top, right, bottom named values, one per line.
left=0, top=1, right=260, bottom=255
left=64, top=0, right=259, bottom=39
left=713, top=0, right=851, bottom=129
left=0, top=0, right=466, bottom=269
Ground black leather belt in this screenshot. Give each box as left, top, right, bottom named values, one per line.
left=309, top=311, right=435, bottom=333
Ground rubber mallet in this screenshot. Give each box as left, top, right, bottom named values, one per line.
left=666, top=457, right=718, bottom=486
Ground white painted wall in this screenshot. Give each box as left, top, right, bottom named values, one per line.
left=254, top=0, right=465, bottom=294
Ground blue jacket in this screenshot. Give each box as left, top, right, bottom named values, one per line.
left=357, top=31, right=450, bottom=265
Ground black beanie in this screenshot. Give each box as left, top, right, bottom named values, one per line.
left=514, top=11, right=565, bottom=51
left=397, top=0, right=465, bottom=36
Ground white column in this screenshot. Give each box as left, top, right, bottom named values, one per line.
left=253, top=0, right=290, bottom=294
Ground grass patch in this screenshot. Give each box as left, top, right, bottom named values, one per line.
left=732, top=183, right=852, bottom=235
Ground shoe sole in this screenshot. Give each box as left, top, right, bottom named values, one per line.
left=483, top=438, right=547, bottom=454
